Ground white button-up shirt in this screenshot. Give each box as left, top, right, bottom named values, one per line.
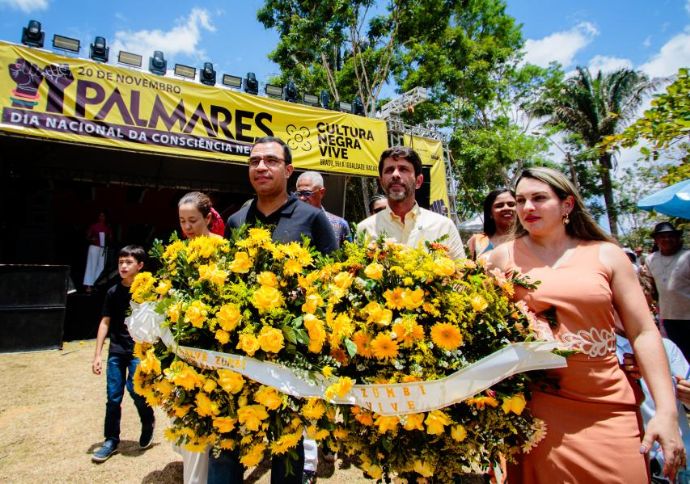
left=357, top=203, right=466, bottom=260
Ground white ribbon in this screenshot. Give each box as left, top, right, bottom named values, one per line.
left=125, top=301, right=164, bottom=343
left=128, top=301, right=567, bottom=416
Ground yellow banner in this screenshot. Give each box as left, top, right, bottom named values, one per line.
left=0, top=42, right=387, bottom=176
left=403, top=134, right=451, bottom=216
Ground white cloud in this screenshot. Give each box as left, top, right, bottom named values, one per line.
left=523, top=22, right=599, bottom=68
left=686, top=0, right=690, bottom=15
left=642, top=36, right=652, bottom=48
left=639, top=27, right=690, bottom=77
left=588, top=55, right=633, bottom=73
left=111, top=8, right=215, bottom=63
left=0, top=0, right=48, bottom=12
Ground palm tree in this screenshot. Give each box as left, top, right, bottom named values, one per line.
left=531, top=67, right=656, bottom=236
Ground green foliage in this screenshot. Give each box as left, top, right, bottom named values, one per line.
left=603, top=68, right=690, bottom=184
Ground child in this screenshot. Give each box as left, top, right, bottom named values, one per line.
left=91, top=245, right=155, bottom=462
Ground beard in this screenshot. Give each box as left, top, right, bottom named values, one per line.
left=384, top=180, right=413, bottom=202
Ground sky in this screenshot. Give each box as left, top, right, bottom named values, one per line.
left=0, top=0, right=688, bottom=168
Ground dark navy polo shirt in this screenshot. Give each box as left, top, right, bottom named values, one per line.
left=225, top=194, right=337, bottom=254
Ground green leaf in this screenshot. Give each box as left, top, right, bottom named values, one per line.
left=344, top=338, right=358, bottom=357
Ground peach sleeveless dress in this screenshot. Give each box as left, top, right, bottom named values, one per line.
left=506, top=238, right=648, bottom=484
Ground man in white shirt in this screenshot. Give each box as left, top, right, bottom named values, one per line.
left=357, top=146, right=465, bottom=259
left=643, top=221, right=690, bottom=361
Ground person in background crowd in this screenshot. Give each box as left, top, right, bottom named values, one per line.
left=368, top=194, right=388, bottom=215
left=178, top=191, right=225, bottom=240
left=487, top=167, right=685, bottom=483
left=84, top=210, right=112, bottom=293
left=296, top=171, right=351, bottom=247
left=642, top=221, right=690, bottom=361
left=358, top=146, right=465, bottom=260
left=211, top=136, right=337, bottom=484
left=467, top=189, right=516, bottom=260
left=91, top=245, right=155, bottom=463
left=174, top=191, right=223, bottom=484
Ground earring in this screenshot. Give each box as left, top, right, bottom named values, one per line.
left=562, top=213, right=570, bottom=225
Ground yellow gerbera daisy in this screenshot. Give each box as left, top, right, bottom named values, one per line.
left=430, top=323, right=463, bottom=351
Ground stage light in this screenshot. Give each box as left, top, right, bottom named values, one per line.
left=338, top=101, right=352, bottom=113
left=265, top=84, right=283, bottom=99
left=52, top=34, right=80, bottom=53
left=222, top=74, right=243, bottom=89
left=174, top=63, right=196, bottom=79
left=200, top=62, right=216, bottom=86
left=303, top=93, right=319, bottom=107
left=284, top=80, right=298, bottom=102
left=244, top=72, right=258, bottom=95
left=118, top=51, right=143, bottom=68
left=89, top=36, right=109, bottom=63
left=353, top=96, right=365, bottom=116
left=149, top=50, right=167, bottom=76
left=320, top=90, right=330, bottom=109
left=21, top=20, right=44, bottom=48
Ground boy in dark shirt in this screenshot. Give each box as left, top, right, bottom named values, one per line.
left=91, top=245, right=155, bottom=462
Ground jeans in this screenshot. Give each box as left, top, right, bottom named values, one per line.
left=208, top=441, right=304, bottom=484
left=104, top=353, right=154, bottom=444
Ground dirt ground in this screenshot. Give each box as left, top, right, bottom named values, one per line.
left=0, top=340, right=372, bottom=484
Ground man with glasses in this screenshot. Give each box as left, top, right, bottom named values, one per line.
left=358, top=146, right=465, bottom=260
left=295, top=171, right=351, bottom=247
left=212, top=136, right=337, bottom=484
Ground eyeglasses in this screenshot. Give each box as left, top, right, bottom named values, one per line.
left=248, top=155, right=285, bottom=168
left=295, top=190, right=314, bottom=198
left=372, top=206, right=386, bottom=214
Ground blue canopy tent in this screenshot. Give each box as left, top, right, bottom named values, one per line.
left=637, top=179, right=690, bottom=219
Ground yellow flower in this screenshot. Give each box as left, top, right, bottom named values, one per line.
left=430, top=323, right=463, bottom=351
left=363, top=262, right=384, bottom=280
left=271, top=431, right=302, bottom=454
left=213, top=416, right=237, bottom=433
left=240, top=442, right=266, bottom=467
left=432, top=257, right=456, bottom=277
left=375, top=415, right=399, bottom=434
left=404, top=287, right=425, bottom=310
left=321, top=366, right=334, bottom=378
left=195, top=392, right=220, bottom=417
left=304, top=314, right=326, bottom=353
left=237, top=333, right=260, bottom=356
left=425, top=410, right=451, bottom=435
left=450, top=424, right=467, bottom=442
left=352, top=331, right=373, bottom=358
left=352, top=407, right=374, bottom=426
left=252, top=285, right=284, bottom=312
left=168, top=361, right=203, bottom=390
left=402, top=413, right=425, bottom=431
left=302, top=398, right=326, bottom=420
left=383, top=287, right=406, bottom=310
left=257, top=326, right=284, bottom=353
left=362, top=301, right=393, bottom=326
left=305, top=425, right=329, bottom=440
left=139, top=347, right=161, bottom=374
left=216, top=303, right=242, bottom=332
left=283, top=259, right=303, bottom=276
left=217, top=369, right=245, bottom=394
left=466, top=395, right=499, bottom=409
left=130, top=272, right=155, bottom=303
left=333, top=271, right=354, bottom=289
left=370, top=333, right=399, bottom=360
left=154, top=279, right=172, bottom=295
left=203, top=379, right=217, bottom=393
left=184, top=300, right=209, bottom=328
left=256, top=271, right=278, bottom=287
left=166, top=302, right=182, bottom=323
left=470, top=294, right=489, bottom=312
left=229, top=251, right=253, bottom=273
left=173, top=404, right=192, bottom=418
left=237, top=405, right=269, bottom=431
left=254, top=385, right=283, bottom=410
left=413, top=459, right=435, bottom=477
left=153, top=378, right=174, bottom=399
left=215, top=329, right=230, bottom=345
left=162, top=240, right=185, bottom=263
left=301, top=293, right=323, bottom=314
left=329, top=312, right=354, bottom=340
left=198, top=262, right=228, bottom=286
left=501, top=393, right=526, bottom=415
left=324, top=377, right=354, bottom=400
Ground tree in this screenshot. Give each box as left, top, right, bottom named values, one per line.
left=603, top=67, right=690, bottom=185
left=530, top=67, right=657, bottom=236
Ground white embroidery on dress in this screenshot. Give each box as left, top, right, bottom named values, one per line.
left=559, top=327, right=616, bottom=357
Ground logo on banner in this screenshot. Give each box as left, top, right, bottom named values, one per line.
left=286, top=124, right=312, bottom=151
left=8, top=57, right=74, bottom=109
